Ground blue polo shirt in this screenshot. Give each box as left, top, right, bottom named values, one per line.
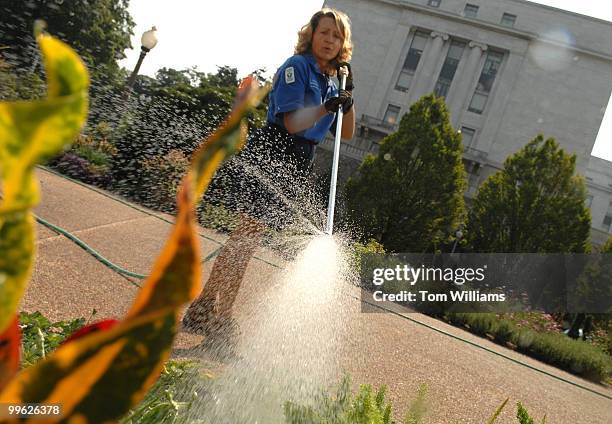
left=267, top=53, right=338, bottom=143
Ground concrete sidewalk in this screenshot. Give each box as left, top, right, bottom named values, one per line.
left=21, top=167, right=612, bottom=423
left=23, top=168, right=286, bottom=349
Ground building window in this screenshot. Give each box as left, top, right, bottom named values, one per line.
left=396, top=31, right=429, bottom=92
left=464, top=4, right=479, bottom=18
left=469, top=93, right=488, bottom=113
left=434, top=40, right=466, bottom=97
left=604, top=216, right=612, bottom=232
left=427, top=0, right=441, bottom=7
left=468, top=51, right=504, bottom=114
left=586, top=195, right=593, bottom=208
left=383, top=105, right=401, bottom=125
left=603, top=201, right=612, bottom=232
left=460, top=127, right=476, bottom=147
left=501, top=13, right=517, bottom=27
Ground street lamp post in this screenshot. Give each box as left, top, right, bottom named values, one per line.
left=451, top=229, right=463, bottom=254
left=124, top=26, right=158, bottom=98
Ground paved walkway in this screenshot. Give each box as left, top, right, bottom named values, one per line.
left=22, top=167, right=611, bottom=423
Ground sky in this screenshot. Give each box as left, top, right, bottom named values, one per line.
left=119, top=0, right=612, bottom=161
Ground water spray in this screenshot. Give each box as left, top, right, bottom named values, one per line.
left=325, top=65, right=348, bottom=235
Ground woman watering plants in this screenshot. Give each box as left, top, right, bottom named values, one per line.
left=183, top=7, right=356, bottom=351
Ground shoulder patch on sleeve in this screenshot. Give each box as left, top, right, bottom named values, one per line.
left=285, top=66, right=295, bottom=84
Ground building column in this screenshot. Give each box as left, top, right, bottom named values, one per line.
left=448, top=41, right=488, bottom=126
left=409, top=31, right=449, bottom=103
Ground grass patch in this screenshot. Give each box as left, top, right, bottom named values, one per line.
left=19, top=310, right=85, bottom=368
left=120, top=360, right=213, bottom=424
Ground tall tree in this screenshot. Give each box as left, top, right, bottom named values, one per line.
left=466, top=135, right=591, bottom=253
left=0, top=0, right=134, bottom=78
left=205, top=65, right=239, bottom=88
left=110, top=66, right=267, bottom=199
left=344, top=94, right=466, bottom=252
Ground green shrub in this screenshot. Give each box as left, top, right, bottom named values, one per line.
left=516, top=402, right=546, bottom=424
left=528, top=332, right=610, bottom=381
left=495, top=320, right=515, bottom=345
left=71, top=130, right=117, bottom=166
left=0, top=67, right=45, bottom=100
left=72, top=144, right=111, bottom=167
left=352, top=239, right=386, bottom=276
left=445, top=313, right=611, bottom=382
left=516, top=329, right=537, bottom=350
left=140, top=149, right=190, bottom=212
left=284, top=375, right=406, bottom=424
left=586, top=324, right=612, bottom=355
left=50, top=130, right=116, bottom=186
left=450, top=312, right=497, bottom=337
left=284, top=375, right=546, bottom=424
left=353, top=239, right=386, bottom=257
left=506, top=312, right=563, bottom=334
left=403, top=384, right=428, bottom=424
left=119, top=370, right=552, bottom=424
left=198, top=202, right=240, bottom=232
left=50, top=152, right=112, bottom=187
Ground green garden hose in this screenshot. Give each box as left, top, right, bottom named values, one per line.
left=34, top=213, right=222, bottom=285
left=38, top=165, right=282, bottom=269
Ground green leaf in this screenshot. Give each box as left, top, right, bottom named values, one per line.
left=0, top=31, right=89, bottom=336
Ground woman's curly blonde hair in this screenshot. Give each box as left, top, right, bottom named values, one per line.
left=295, top=8, right=353, bottom=75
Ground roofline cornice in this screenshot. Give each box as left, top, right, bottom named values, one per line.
left=364, top=0, right=612, bottom=62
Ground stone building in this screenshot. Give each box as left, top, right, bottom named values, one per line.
left=317, top=0, right=612, bottom=245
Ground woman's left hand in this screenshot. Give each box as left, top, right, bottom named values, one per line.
left=324, top=89, right=353, bottom=114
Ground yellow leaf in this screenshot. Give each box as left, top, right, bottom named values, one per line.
left=0, top=31, right=88, bottom=335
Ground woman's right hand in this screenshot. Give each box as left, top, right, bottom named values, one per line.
left=336, top=62, right=354, bottom=92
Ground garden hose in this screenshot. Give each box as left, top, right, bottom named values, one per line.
left=37, top=165, right=282, bottom=269
left=34, top=213, right=222, bottom=286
